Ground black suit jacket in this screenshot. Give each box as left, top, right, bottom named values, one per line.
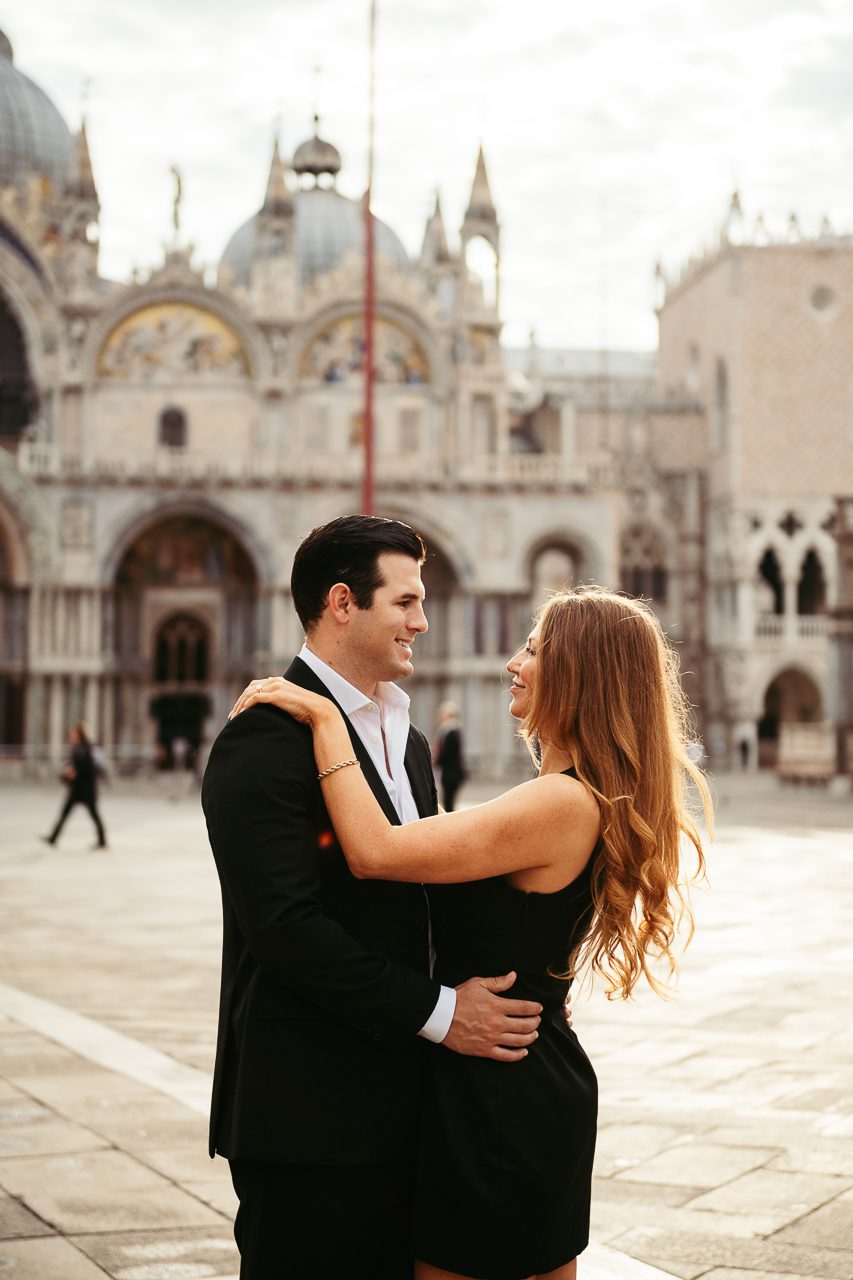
left=202, top=657, right=440, bottom=1165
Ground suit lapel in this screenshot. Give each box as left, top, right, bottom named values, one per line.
left=284, top=657, right=402, bottom=827
left=404, top=730, right=434, bottom=818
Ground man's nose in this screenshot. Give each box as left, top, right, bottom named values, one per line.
left=410, top=604, right=428, bottom=634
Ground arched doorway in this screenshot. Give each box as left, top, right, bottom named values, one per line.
left=757, top=667, right=823, bottom=768
left=108, top=514, right=259, bottom=763
left=150, top=612, right=212, bottom=768
left=0, top=526, right=27, bottom=747
left=419, top=543, right=458, bottom=663
left=404, top=536, right=467, bottom=756
left=530, top=542, right=582, bottom=616
left=0, top=291, right=37, bottom=446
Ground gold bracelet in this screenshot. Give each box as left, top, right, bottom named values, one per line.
left=317, top=758, right=360, bottom=781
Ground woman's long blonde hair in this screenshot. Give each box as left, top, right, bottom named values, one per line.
left=521, top=585, right=712, bottom=1000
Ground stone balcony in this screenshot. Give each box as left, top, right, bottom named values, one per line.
left=17, top=441, right=607, bottom=491
left=754, top=613, right=830, bottom=641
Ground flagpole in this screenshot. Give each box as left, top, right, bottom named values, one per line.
left=361, top=0, right=377, bottom=515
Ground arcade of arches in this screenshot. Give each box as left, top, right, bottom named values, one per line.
left=756, top=546, right=827, bottom=617
left=406, top=539, right=585, bottom=769
left=5, top=496, right=833, bottom=773
left=19, top=515, right=264, bottom=769
left=6, top=507, right=609, bottom=775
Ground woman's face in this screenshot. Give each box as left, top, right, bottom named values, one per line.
left=506, top=625, right=540, bottom=720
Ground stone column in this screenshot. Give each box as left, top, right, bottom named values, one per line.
left=84, top=676, right=99, bottom=741
left=101, top=676, right=114, bottom=750
left=25, top=676, right=45, bottom=761
left=736, top=577, right=754, bottom=645
left=783, top=577, right=797, bottom=643
left=48, top=676, right=65, bottom=763
left=829, top=496, right=853, bottom=778
left=560, top=400, right=576, bottom=458
left=447, top=592, right=467, bottom=659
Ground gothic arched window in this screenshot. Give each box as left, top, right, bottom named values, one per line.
left=159, top=405, right=187, bottom=449
left=757, top=548, right=784, bottom=616
left=797, top=548, right=826, bottom=615
left=531, top=546, right=578, bottom=599
left=154, top=613, right=209, bottom=683
left=620, top=526, right=667, bottom=602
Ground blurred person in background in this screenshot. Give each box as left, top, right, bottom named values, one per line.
left=432, top=701, right=467, bottom=812
left=42, top=723, right=108, bottom=850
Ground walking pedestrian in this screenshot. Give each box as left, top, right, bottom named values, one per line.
left=432, top=701, right=467, bottom=811
left=42, top=724, right=108, bottom=850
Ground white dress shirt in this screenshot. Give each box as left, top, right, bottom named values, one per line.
left=299, top=644, right=456, bottom=1042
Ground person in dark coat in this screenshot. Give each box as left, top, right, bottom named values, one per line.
left=433, top=701, right=467, bottom=811
left=43, top=724, right=108, bottom=849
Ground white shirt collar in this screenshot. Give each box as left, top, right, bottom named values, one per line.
left=298, top=643, right=411, bottom=718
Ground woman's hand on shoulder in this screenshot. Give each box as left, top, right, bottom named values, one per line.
left=229, top=677, right=332, bottom=728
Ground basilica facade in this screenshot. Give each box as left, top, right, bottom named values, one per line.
left=0, top=31, right=849, bottom=776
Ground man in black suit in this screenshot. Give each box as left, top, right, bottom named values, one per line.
left=202, top=516, right=542, bottom=1280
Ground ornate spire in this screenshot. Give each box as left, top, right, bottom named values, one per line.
left=420, top=191, right=450, bottom=265
left=465, top=145, right=496, bottom=223
left=653, top=259, right=666, bottom=309
left=262, top=136, right=293, bottom=216
left=66, top=120, right=98, bottom=206
left=722, top=189, right=743, bottom=245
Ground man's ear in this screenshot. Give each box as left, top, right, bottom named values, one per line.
left=327, top=582, right=354, bottom=624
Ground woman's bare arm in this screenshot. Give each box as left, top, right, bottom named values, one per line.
left=230, top=678, right=599, bottom=885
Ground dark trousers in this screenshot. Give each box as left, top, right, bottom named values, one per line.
left=49, top=794, right=107, bottom=847
left=441, top=776, right=463, bottom=813
left=229, top=1157, right=415, bottom=1280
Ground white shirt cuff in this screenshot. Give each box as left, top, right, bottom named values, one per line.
left=418, top=985, right=457, bottom=1043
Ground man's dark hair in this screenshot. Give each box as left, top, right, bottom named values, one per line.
left=291, top=515, right=426, bottom=631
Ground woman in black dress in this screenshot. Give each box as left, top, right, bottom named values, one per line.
left=233, top=586, right=711, bottom=1280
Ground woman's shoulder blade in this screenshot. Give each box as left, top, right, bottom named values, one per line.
left=497, top=772, right=600, bottom=893
left=526, top=771, right=600, bottom=824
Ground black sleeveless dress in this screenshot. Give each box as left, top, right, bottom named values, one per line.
left=415, top=778, right=599, bottom=1279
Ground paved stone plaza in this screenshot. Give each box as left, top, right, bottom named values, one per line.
left=0, top=771, right=851, bottom=1279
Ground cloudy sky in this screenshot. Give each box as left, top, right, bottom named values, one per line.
left=8, top=0, right=853, bottom=349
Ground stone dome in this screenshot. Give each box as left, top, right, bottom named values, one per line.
left=292, top=125, right=342, bottom=180
left=0, top=31, right=73, bottom=191
left=220, top=185, right=409, bottom=288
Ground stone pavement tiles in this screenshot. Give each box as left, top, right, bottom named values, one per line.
left=0, top=777, right=852, bottom=1277
left=576, top=779, right=853, bottom=1277
left=0, top=1021, right=239, bottom=1278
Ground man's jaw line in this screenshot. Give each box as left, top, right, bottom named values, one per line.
left=306, top=636, right=417, bottom=697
